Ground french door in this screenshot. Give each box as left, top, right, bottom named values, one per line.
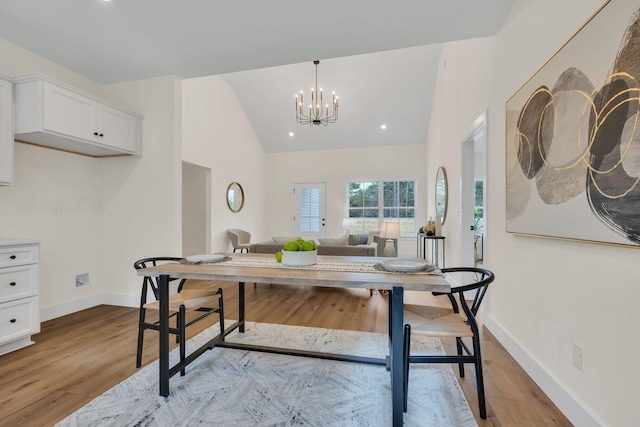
left=293, top=182, right=326, bottom=240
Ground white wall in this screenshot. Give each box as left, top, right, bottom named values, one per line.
left=0, top=143, right=104, bottom=314
left=428, top=1, right=630, bottom=425
left=99, top=76, right=183, bottom=306
left=182, top=75, right=268, bottom=250
left=0, top=39, right=109, bottom=317
left=266, top=144, right=428, bottom=256
left=0, top=37, right=184, bottom=318
left=425, top=37, right=496, bottom=268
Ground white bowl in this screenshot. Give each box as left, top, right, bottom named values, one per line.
left=282, top=249, right=317, bottom=266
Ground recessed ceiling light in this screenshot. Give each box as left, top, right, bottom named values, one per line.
left=289, top=132, right=294, bottom=137
left=380, top=124, right=387, bottom=130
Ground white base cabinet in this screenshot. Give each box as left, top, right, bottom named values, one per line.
left=0, top=239, right=40, bottom=356
left=0, top=74, right=13, bottom=185
left=13, top=74, right=143, bottom=157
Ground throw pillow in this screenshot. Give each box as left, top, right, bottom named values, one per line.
left=272, top=236, right=300, bottom=245
left=367, top=231, right=380, bottom=244
left=318, top=236, right=349, bottom=245
left=351, top=233, right=369, bottom=245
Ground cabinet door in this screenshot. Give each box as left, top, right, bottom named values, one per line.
left=42, top=81, right=98, bottom=141
left=0, top=77, right=13, bottom=185
left=0, top=265, right=38, bottom=304
left=0, top=296, right=39, bottom=344
left=97, top=104, right=137, bottom=153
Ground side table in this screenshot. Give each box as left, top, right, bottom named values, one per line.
left=416, top=233, right=445, bottom=267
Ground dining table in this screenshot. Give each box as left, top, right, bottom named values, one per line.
left=137, top=253, right=451, bottom=427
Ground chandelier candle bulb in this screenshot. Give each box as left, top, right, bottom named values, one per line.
left=295, top=60, right=339, bottom=126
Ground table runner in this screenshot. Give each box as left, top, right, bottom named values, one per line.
left=204, top=255, right=443, bottom=275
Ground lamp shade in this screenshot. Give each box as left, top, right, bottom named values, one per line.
left=380, top=222, right=400, bottom=239
left=342, top=218, right=350, bottom=228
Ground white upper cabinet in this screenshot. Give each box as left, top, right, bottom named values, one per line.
left=0, top=75, right=13, bottom=185
left=42, top=81, right=98, bottom=141
left=13, top=74, right=143, bottom=157
left=97, top=103, right=137, bottom=153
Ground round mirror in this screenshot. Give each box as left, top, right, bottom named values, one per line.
left=226, top=182, right=245, bottom=212
left=435, top=167, right=448, bottom=224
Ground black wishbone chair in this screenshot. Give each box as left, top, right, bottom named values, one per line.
left=402, top=267, right=495, bottom=419
left=134, top=257, right=225, bottom=375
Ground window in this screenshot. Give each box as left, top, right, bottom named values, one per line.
left=347, top=180, right=415, bottom=236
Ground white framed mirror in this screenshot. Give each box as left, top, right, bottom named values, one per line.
left=226, top=182, right=245, bottom=212
left=435, top=167, right=448, bottom=224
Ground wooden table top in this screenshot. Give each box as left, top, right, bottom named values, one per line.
left=138, top=253, right=451, bottom=292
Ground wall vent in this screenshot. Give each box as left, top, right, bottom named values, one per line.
left=75, top=273, right=90, bottom=289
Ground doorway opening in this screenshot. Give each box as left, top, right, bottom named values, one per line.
left=460, top=112, right=486, bottom=267
left=182, top=161, right=211, bottom=256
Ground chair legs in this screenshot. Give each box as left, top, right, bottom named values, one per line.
left=403, top=324, right=411, bottom=413
left=402, top=328, right=487, bottom=419
left=217, top=287, right=225, bottom=338
left=136, top=288, right=226, bottom=374
left=456, top=337, right=465, bottom=377
left=472, top=334, right=487, bottom=419
left=136, top=306, right=146, bottom=368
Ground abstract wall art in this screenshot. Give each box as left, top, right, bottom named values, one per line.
left=506, top=0, right=640, bottom=247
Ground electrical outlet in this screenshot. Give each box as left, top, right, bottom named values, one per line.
left=572, top=342, right=584, bottom=372
left=54, top=204, right=63, bottom=216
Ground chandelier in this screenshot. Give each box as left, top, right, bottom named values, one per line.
left=295, top=60, right=339, bottom=126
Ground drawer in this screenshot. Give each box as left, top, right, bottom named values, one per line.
left=0, top=245, right=39, bottom=268
left=0, top=265, right=38, bottom=303
left=0, top=296, right=39, bottom=344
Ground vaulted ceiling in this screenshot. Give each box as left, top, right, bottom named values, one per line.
left=0, top=0, right=516, bottom=152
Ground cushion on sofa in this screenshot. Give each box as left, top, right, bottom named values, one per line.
left=367, top=231, right=380, bottom=244
left=272, top=236, right=300, bottom=245
left=349, top=233, right=369, bottom=246
left=318, top=236, right=348, bottom=245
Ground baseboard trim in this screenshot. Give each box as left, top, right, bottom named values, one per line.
left=102, top=292, right=139, bottom=308
left=484, top=313, right=603, bottom=427
left=40, top=293, right=138, bottom=322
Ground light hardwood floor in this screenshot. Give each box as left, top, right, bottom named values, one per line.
left=0, top=281, right=572, bottom=427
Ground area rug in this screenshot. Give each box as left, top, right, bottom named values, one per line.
left=56, top=322, right=477, bottom=427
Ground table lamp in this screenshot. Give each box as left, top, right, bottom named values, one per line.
left=380, top=222, right=401, bottom=257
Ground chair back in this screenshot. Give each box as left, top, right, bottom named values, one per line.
left=227, top=229, right=239, bottom=248
left=134, top=257, right=185, bottom=301
left=441, top=267, right=495, bottom=318
left=228, top=229, right=251, bottom=248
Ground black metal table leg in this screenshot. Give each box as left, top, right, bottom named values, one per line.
left=390, top=286, right=404, bottom=427
left=159, top=274, right=170, bottom=397
left=434, top=239, right=439, bottom=267
left=443, top=239, right=445, bottom=268
left=423, top=235, right=426, bottom=260
left=239, top=281, right=245, bottom=333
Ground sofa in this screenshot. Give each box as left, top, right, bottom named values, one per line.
left=250, top=234, right=377, bottom=256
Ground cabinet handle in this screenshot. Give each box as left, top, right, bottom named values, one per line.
left=10, top=255, right=16, bottom=259
left=10, top=319, right=16, bottom=323
left=10, top=282, right=16, bottom=286
left=99, top=133, right=104, bottom=137
left=94, top=132, right=99, bottom=136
